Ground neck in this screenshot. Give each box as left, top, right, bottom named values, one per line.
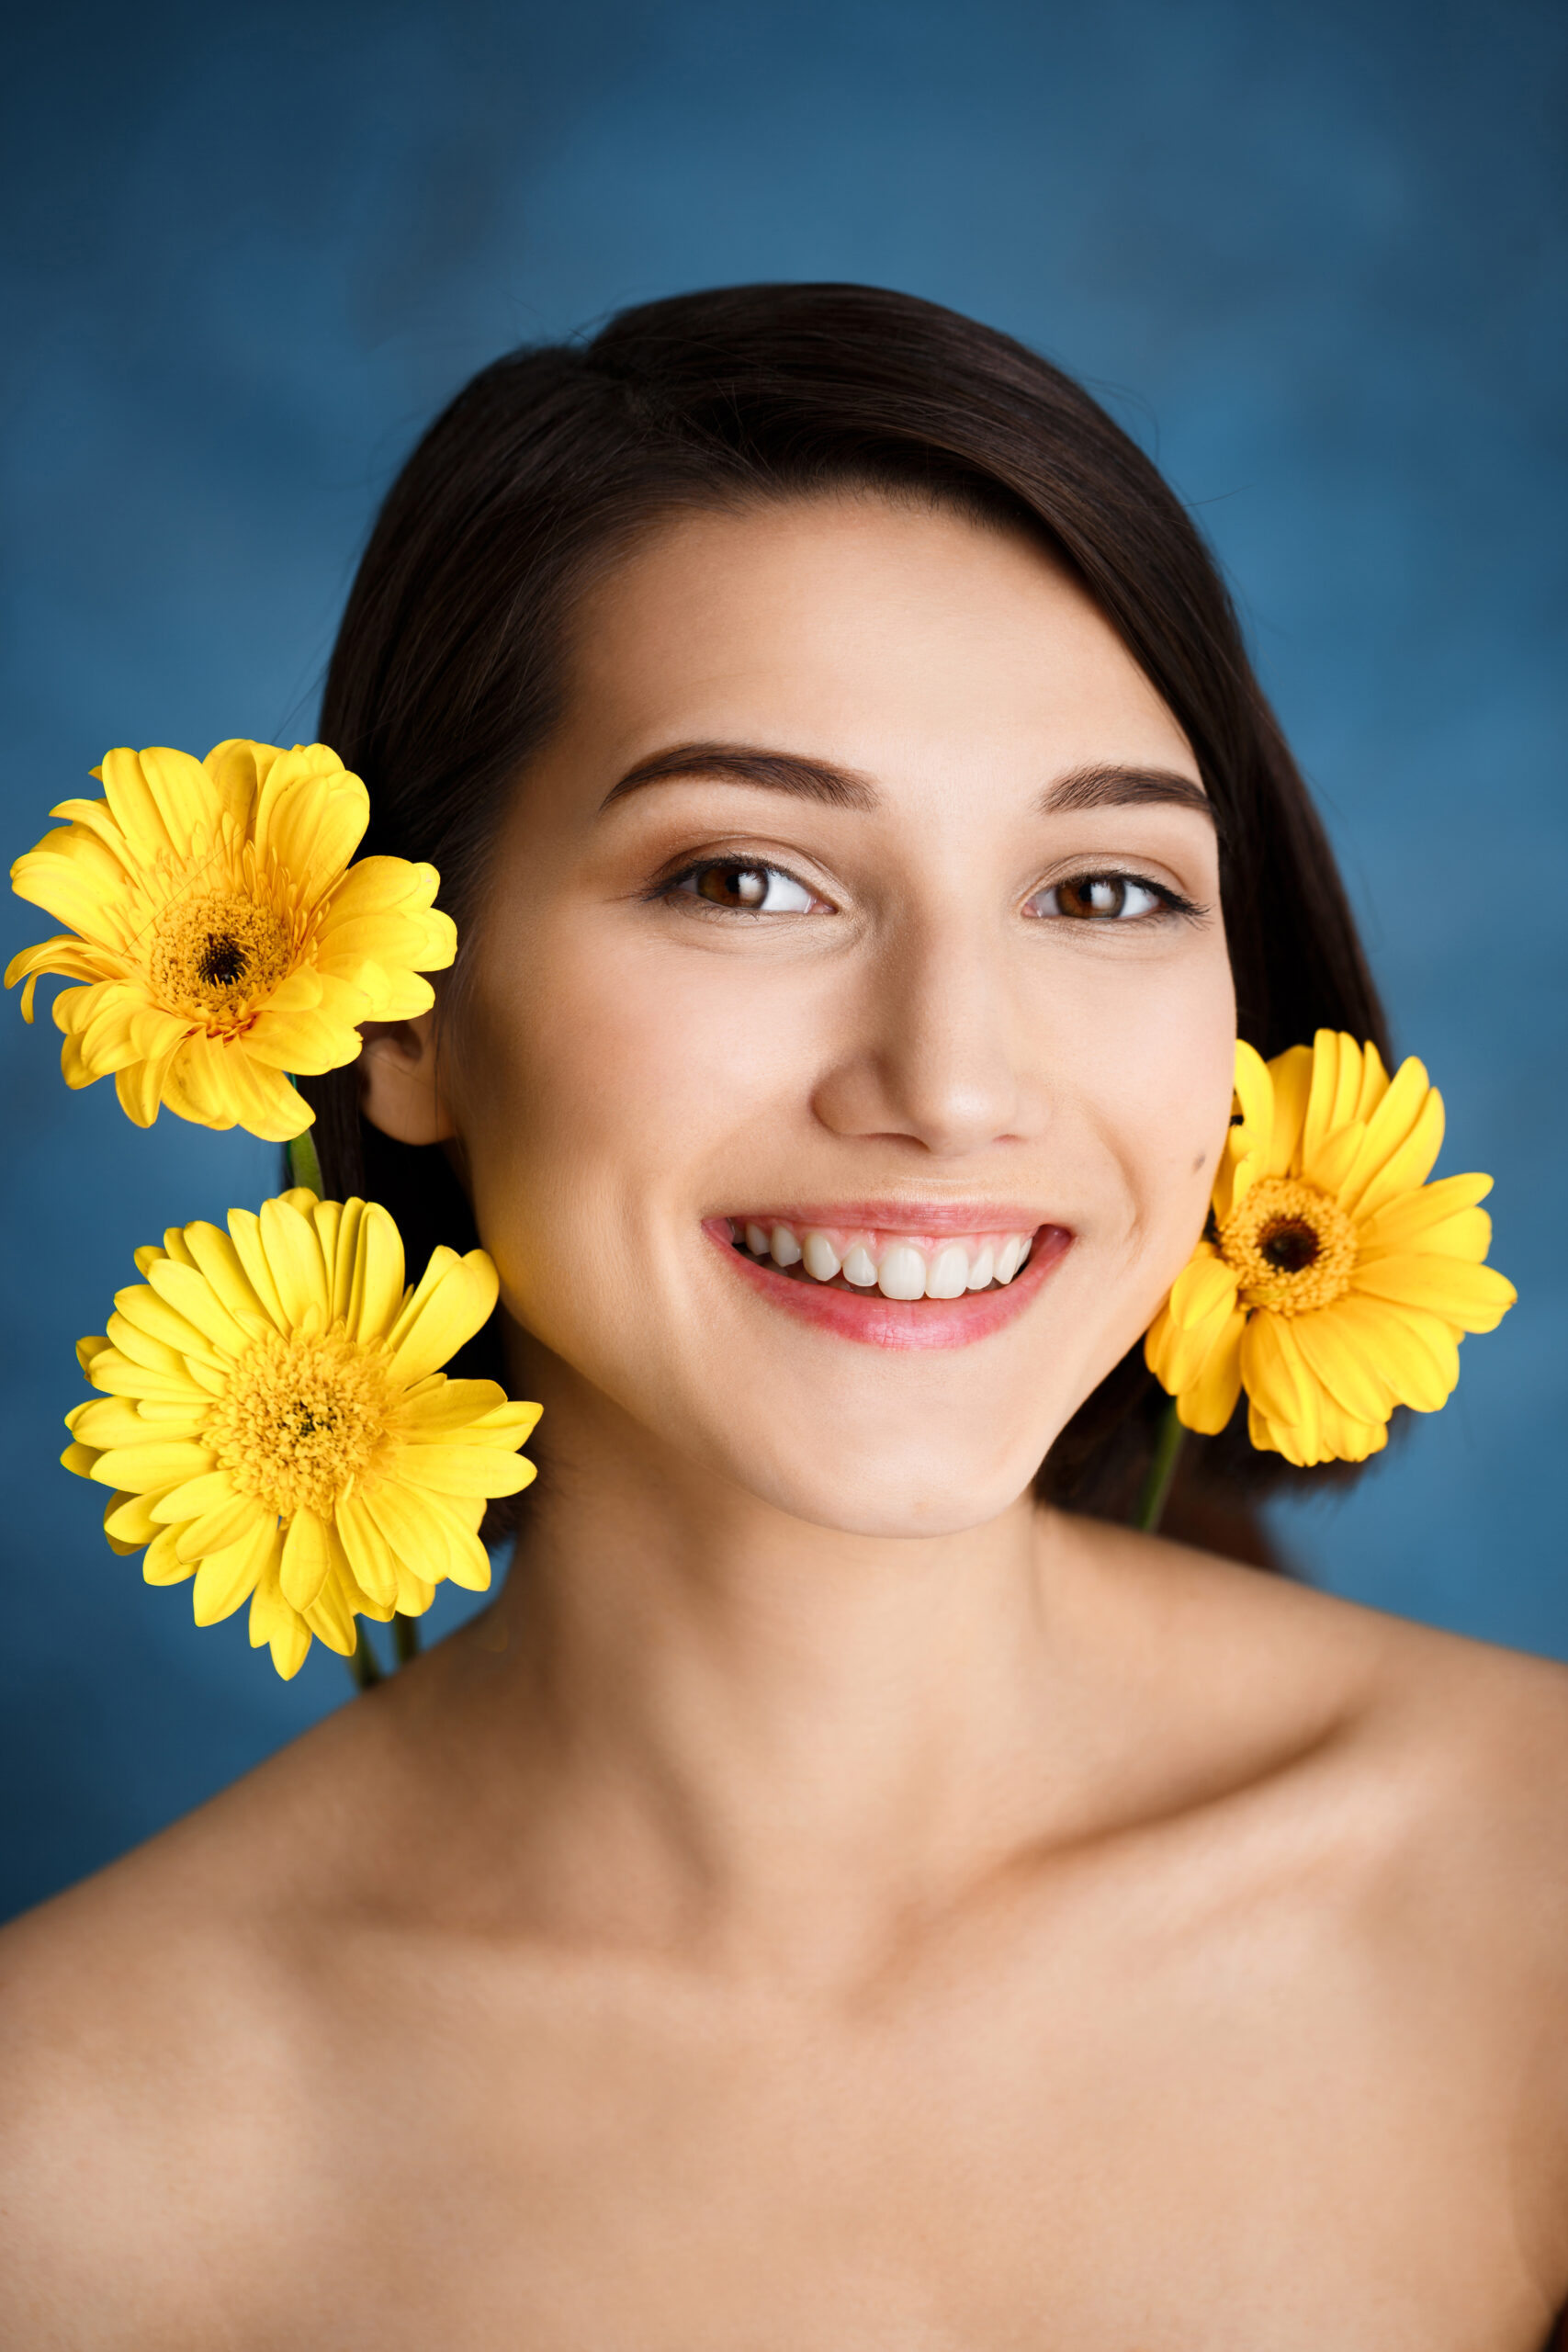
left=445, top=1365, right=1116, bottom=1982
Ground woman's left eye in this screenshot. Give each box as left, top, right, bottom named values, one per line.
left=1026, top=872, right=1171, bottom=922
left=667, top=861, right=820, bottom=913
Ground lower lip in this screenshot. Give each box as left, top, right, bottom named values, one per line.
left=705, top=1221, right=1073, bottom=1351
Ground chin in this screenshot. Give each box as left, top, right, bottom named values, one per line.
left=715, top=1421, right=1050, bottom=1542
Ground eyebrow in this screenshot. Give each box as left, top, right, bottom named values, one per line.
left=1039, top=763, right=1215, bottom=824
left=601, top=743, right=1213, bottom=826
left=602, top=742, right=877, bottom=810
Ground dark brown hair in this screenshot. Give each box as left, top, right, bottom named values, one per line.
left=302, top=282, right=1389, bottom=1541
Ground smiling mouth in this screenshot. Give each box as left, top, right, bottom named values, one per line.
left=724, top=1216, right=1039, bottom=1300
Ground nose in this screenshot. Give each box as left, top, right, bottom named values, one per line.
left=809, top=910, right=1040, bottom=1159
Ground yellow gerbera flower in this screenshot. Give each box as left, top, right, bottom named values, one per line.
left=1145, top=1031, right=1517, bottom=1466
left=6, top=740, right=457, bottom=1141
left=62, top=1189, right=540, bottom=1679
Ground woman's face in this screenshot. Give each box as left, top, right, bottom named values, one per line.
left=418, top=495, right=1235, bottom=1536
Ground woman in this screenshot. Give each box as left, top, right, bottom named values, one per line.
left=2, top=284, right=1564, bottom=2346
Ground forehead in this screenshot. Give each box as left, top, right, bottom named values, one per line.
left=561, top=493, right=1198, bottom=785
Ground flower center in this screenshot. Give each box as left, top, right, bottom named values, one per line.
left=1216, top=1175, right=1359, bottom=1315
left=148, top=890, right=294, bottom=1026
left=206, top=1329, right=389, bottom=1517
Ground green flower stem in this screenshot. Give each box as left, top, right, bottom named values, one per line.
left=287, top=1125, right=323, bottom=1196
left=349, top=1623, right=382, bottom=1690
left=392, top=1611, right=422, bottom=1667
left=1134, top=1397, right=1186, bottom=1535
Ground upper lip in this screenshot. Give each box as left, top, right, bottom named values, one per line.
left=720, top=1202, right=1054, bottom=1235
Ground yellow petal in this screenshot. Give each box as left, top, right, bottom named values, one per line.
left=88, top=1438, right=212, bottom=1491
left=160, top=1033, right=242, bottom=1130
left=255, top=753, right=366, bottom=890
left=112, top=1282, right=223, bottom=1367
left=1264, top=1045, right=1314, bottom=1176
left=360, top=1478, right=459, bottom=1587
left=1342, top=1069, right=1445, bottom=1217
left=201, top=737, right=279, bottom=820
left=345, top=1202, right=406, bottom=1342
left=1174, top=1307, right=1245, bottom=1434
left=303, top=1565, right=360, bottom=1657
left=1351, top=1039, right=1391, bottom=1124
left=385, top=1250, right=499, bottom=1388
left=1301, top=1032, right=1358, bottom=1179
left=149, top=1468, right=243, bottom=1524
left=142, top=1524, right=194, bottom=1585
left=429, top=1503, right=491, bottom=1592
left=175, top=1492, right=269, bottom=1563
left=193, top=1517, right=274, bottom=1624
left=103, top=1488, right=175, bottom=1546
left=1247, top=1397, right=1296, bottom=1464
left=1144, top=1301, right=1180, bottom=1390
left=1317, top=1293, right=1459, bottom=1412
left=10, top=841, right=130, bottom=939
left=392, top=1562, right=436, bottom=1616
left=401, top=1385, right=540, bottom=1440
left=1231, top=1039, right=1273, bottom=1161
left=1306, top=1387, right=1389, bottom=1465
left=136, top=747, right=219, bottom=858
left=242, top=1001, right=368, bottom=1074
left=1356, top=1175, right=1495, bottom=1261
left=258, top=1195, right=331, bottom=1328
left=334, top=1489, right=400, bottom=1607
left=248, top=1543, right=311, bottom=1680
left=1168, top=1247, right=1240, bottom=1333
left=1241, top=1314, right=1318, bottom=1448
left=1393, top=1205, right=1492, bottom=1263
left=279, top=1508, right=334, bottom=1611
left=224, top=1207, right=290, bottom=1332
left=325, top=1197, right=365, bottom=1325
left=71, top=1396, right=170, bottom=1451
left=1290, top=1303, right=1396, bottom=1423
left=99, top=746, right=182, bottom=859
left=178, top=1222, right=272, bottom=1328
left=144, top=1258, right=250, bottom=1356
left=203, top=1041, right=311, bottom=1142
left=398, top=1443, right=536, bottom=1499
left=355, top=967, right=437, bottom=1023
left=1351, top=1253, right=1516, bottom=1334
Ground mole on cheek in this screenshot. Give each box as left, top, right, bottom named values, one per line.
left=1191, top=1148, right=1208, bottom=1173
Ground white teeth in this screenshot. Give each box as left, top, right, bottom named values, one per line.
left=802, top=1230, right=841, bottom=1283
left=841, top=1241, right=879, bottom=1287
left=925, top=1242, right=969, bottom=1300
left=735, top=1220, right=1040, bottom=1294
left=876, top=1243, right=927, bottom=1301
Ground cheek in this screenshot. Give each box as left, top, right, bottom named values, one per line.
left=1080, top=948, right=1236, bottom=1274
left=452, top=917, right=798, bottom=1312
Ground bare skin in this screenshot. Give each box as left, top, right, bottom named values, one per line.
left=2, top=497, right=1565, bottom=2348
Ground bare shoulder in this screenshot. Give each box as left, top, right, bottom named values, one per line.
left=0, top=1691, right=405, bottom=2349
left=1097, top=1515, right=1568, bottom=2239
left=1077, top=1507, right=1568, bottom=1989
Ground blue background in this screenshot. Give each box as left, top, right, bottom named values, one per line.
left=3, top=0, right=1563, bottom=1921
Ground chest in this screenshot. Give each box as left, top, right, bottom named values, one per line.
left=268, top=1927, right=1554, bottom=2351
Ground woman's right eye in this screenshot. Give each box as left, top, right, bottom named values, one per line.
left=667, top=861, right=820, bottom=913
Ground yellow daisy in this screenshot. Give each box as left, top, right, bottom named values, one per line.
left=6, top=739, right=457, bottom=1141
left=62, top=1189, right=540, bottom=1679
left=1145, top=1031, right=1516, bottom=1466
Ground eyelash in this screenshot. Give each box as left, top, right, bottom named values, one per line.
left=653, top=857, right=1203, bottom=923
